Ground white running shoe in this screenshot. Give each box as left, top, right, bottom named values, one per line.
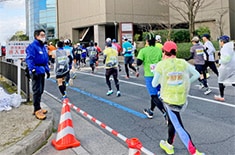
left=106, top=90, right=113, bottom=96
left=204, top=88, right=212, bottom=95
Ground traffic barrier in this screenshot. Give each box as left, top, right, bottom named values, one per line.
left=126, top=138, right=142, bottom=155
left=67, top=101, right=155, bottom=155
left=51, top=98, right=80, bottom=150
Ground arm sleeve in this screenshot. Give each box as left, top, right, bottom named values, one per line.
left=25, top=45, right=35, bottom=72
left=185, top=52, right=194, bottom=61
left=136, top=59, right=143, bottom=66
left=188, top=63, right=200, bottom=83
left=152, top=71, right=161, bottom=88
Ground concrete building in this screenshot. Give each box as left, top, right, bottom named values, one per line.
left=25, top=0, right=234, bottom=44
left=57, top=0, right=169, bottom=48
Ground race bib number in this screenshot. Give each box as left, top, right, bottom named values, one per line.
left=167, top=72, right=183, bottom=85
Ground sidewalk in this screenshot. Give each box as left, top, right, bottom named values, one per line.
left=0, top=92, right=128, bottom=155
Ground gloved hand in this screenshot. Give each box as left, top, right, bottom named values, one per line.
left=46, top=72, right=50, bottom=79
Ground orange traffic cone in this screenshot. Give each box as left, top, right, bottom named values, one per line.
left=51, top=99, right=80, bottom=150
left=126, top=138, right=142, bottom=155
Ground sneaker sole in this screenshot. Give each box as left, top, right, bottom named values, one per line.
left=143, top=110, right=153, bottom=119
left=204, top=90, right=212, bottom=95
left=160, top=143, right=174, bottom=155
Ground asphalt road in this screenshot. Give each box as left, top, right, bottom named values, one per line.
left=37, top=63, right=235, bottom=155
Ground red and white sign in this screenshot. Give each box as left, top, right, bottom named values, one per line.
left=6, top=41, right=31, bottom=59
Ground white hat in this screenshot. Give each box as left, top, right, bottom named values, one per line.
left=155, top=35, right=161, bottom=42
left=106, top=38, right=111, bottom=43
left=191, top=36, right=199, bottom=42
left=64, top=39, right=70, bottom=44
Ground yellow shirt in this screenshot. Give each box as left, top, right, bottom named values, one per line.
left=103, top=47, right=118, bottom=69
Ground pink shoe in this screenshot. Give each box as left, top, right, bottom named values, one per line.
left=214, top=95, right=225, bottom=102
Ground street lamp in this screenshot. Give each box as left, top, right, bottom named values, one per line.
left=114, top=21, right=117, bottom=40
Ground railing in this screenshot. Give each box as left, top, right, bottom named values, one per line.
left=0, top=60, right=30, bottom=102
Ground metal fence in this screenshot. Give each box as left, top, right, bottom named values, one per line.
left=0, top=60, right=30, bottom=102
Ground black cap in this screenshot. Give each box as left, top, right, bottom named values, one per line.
left=202, top=34, right=210, bottom=39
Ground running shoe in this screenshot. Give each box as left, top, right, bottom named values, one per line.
left=204, top=88, right=212, bottom=95
left=159, top=140, right=174, bottom=155
left=125, top=76, right=130, bottom=79
left=193, top=150, right=205, bottom=155
left=106, top=90, right=113, bottom=96
left=143, top=108, right=153, bottom=119
left=214, top=95, right=225, bottom=102
left=116, top=91, right=121, bottom=97
left=199, top=83, right=204, bottom=89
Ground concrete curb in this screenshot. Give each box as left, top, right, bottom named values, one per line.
left=0, top=103, right=54, bottom=155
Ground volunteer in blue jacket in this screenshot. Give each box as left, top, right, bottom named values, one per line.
left=26, top=29, right=50, bottom=120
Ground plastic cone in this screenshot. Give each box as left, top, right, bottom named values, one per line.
left=126, top=138, right=142, bottom=155
left=52, top=101, right=80, bottom=150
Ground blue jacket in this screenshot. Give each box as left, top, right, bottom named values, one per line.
left=26, top=39, right=49, bottom=74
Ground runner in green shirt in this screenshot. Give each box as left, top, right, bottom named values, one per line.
left=136, top=32, right=166, bottom=119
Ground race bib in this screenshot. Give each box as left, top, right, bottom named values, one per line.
left=150, top=64, right=157, bottom=73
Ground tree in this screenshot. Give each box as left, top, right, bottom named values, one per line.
left=10, top=31, right=29, bottom=41
left=161, top=0, right=209, bottom=38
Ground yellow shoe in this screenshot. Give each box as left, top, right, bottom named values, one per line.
left=160, top=140, right=174, bottom=155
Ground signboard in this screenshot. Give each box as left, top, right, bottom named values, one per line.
left=120, top=23, right=133, bottom=45
left=6, top=41, right=31, bottom=59
left=121, top=23, right=133, bottom=32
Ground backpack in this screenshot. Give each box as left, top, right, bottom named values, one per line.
left=55, top=50, right=69, bottom=76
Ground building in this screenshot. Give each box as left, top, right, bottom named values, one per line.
left=57, top=0, right=169, bottom=48
left=26, top=0, right=57, bottom=41
left=25, top=0, right=234, bottom=45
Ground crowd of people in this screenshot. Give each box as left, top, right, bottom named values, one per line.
left=25, top=28, right=234, bottom=155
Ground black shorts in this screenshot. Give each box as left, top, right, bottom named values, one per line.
left=56, top=72, right=69, bottom=79
left=124, top=56, right=133, bottom=64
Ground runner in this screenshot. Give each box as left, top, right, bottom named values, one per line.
left=87, top=41, right=98, bottom=73
left=64, top=39, right=76, bottom=86
left=122, top=37, right=139, bottom=79
left=155, top=35, right=163, bottom=50
left=187, top=36, right=211, bottom=95
left=51, top=40, right=71, bottom=100
left=103, top=38, right=121, bottom=97
left=152, top=41, right=205, bottom=155
left=136, top=32, right=166, bottom=119
left=202, top=34, right=218, bottom=76
left=214, top=35, right=235, bottom=101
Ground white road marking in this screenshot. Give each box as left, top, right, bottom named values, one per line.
left=73, top=71, right=235, bottom=107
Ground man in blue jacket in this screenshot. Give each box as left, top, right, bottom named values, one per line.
left=26, top=29, right=50, bottom=120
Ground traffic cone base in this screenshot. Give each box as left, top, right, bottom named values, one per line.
left=52, top=135, right=80, bottom=150
left=52, top=102, right=80, bottom=150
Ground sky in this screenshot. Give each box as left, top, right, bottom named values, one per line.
left=0, top=0, right=25, bottom=45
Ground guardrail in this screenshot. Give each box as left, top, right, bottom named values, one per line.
left=0, top=60, right=30, bottom=101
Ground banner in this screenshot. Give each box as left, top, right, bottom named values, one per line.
left=6, top=41, right=31, bottom=59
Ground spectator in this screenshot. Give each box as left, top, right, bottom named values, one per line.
left=25, top=29, right=50, bottom=120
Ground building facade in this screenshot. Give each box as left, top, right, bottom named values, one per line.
left=57, top=0, right=169, bottom=48
left=26, top=0, right=57, bottom=41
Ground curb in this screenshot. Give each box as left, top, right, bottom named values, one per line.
left=0, top=103, right=54, bottom=155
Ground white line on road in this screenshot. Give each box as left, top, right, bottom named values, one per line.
left=77, top=71, right=235, bottom=108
